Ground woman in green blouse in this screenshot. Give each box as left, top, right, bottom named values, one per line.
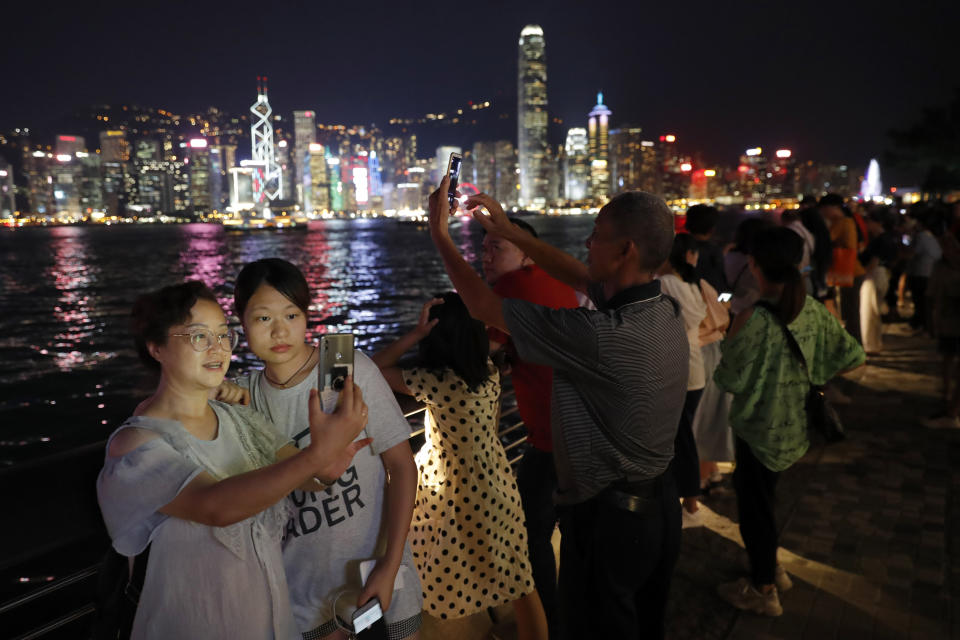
left=714, top=227, right=865, bottom=616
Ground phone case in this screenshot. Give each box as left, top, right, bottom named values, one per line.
left=319, top=333, right=355, bottom=391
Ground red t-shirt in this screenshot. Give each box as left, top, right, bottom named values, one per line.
left=489, top=265, right=579, bottom=451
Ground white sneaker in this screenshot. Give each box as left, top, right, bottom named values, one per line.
left=923, top=415, right=960, bottom=429
left=737, top=558, right=793, bottom=593
left=775, top=564, right=793, bottom=593
left=717, top=577, right=783, bottom=616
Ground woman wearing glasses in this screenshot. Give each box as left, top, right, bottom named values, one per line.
left=97, top=281, right=370, bottom=639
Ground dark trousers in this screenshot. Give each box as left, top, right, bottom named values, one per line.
left=907, top=275, right=929, bottom=330
left=516, top=447, right=559, bottom=638
left=840, top=276, right=864, bottom=344
left=733, top=437, right=780, bottom=587
left=885, top=265, right=903, bottom=311
left=557, top=474, right=681, bottom=640
left=670, top=388, right=703, bottom=498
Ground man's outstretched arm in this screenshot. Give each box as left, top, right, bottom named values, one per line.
left=428, top=176, right=508, bottom=332
left=463, top=193, right=591, bottom=294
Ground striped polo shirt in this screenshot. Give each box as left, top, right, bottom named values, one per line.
left=503, top=279, right=688, bottom=505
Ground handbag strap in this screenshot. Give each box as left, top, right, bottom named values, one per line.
left=731, top=263, right=749, bottom=291
left=753, top=301, right=811, bottom=380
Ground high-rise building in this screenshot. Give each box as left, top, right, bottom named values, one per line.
left=100, top=131, right=130, bottom=162
left=473, top=141, right=497, bottom=194
left=23, top=145, right=54, bottom=215
left=494, top=141, right=518, bottom=207
left=563, top=128, right=589, bottom=201
left=293, top=110, right=316, bottom=206
left=588, top=92, right=612, bottom=201
left=188, top=138, right=212, bottom=213
left=276, top=138, right=293, bottom=202
left=609, top=126, right=660, bottom=195
left=55, top=135, right=85, bottom=157
left=474, top=141, right=518, bottom=206
left=132, top=139, right=172, bottom=214
left=517, top=25, right=548, bottom=209
left=52, top=155, right=81, bottom=220
left=308, top=143, right=330, bottom=212
left=767, top=149, right=796, bottom=198
left=0, top=159, right=15, bottom=219
left=78, top=153, right=104, bottom=214
left=738, top=147, right=767, bottom=201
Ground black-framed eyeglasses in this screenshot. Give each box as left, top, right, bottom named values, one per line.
left=169, top=328, right=239, bottom=352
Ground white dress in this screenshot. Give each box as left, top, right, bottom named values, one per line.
left=97, top=402, right=298, bottom=640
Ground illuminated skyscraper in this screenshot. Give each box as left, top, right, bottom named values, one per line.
left=99, top=131, right=130, bottom=162
left=563, top=128, right=589, bottom=201
left=609, top=126, right=660, bottom=195
left=588, top=92, right=612, bottom=201
left=1, top=159, right=16, bottom=218
left=293, top=110, right=316, bottom=205
left=473, top=140, right=518, bottom=206
left=308, top=143, right=330, bottom=212
left=473, top=141, right=496, bottom=194
left=55, top=135, right=85, bottom=157
left=249, top=78, right=283, bottom=204
left=188, top=138, right=212, bottom=213
left=517, top=25, right=548, bottom=209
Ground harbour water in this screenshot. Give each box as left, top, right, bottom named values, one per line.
left=0, top=215, right=595, bottom=467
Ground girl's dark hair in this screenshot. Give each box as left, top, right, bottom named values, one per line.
left=733, top=217, right=773, bottom=254
left=131, top=281, right=218, bottom=370
left=418, top=292, right=490, bottom=390
left=685, top=204, right=719, bottom=235
left=669, top=233, right=700, bottom=285
left=800, top=207, right=833, bottom=275
left=750, top=227, right=806, bottom=324
left=234, top=258, right=311, bottom=318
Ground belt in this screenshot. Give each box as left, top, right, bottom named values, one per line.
left=596, top=488, right=656, bottom=514
left=595, top=476, right=661, bottom=514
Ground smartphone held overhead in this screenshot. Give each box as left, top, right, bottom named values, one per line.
left=446, top=152, right=462, bottom=209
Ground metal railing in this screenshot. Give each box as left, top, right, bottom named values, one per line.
left=0, top=388, right=529, bottom=639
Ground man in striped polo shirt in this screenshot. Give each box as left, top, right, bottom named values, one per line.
left=427, top=178, right=688, bottom=639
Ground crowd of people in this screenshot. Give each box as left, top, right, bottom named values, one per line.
left=94, top=184, right=960, bottom=639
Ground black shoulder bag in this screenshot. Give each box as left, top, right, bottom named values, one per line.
left=90, top=544, right=151, bottom=640
left=754, top=302, right=845, bottom=444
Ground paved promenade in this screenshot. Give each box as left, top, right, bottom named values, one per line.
left=421, top=321, right=952, bottom=639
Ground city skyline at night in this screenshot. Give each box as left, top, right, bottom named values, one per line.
left=3, top=0, right=958, bottom=167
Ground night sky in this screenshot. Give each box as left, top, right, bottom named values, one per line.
left=5, top=0, right=959, bottom=168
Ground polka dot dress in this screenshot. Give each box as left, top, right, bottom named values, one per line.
left=402, top=364, right=534, bottom=619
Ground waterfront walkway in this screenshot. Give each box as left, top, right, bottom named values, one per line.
left=421, top=321, right=953, bottom=639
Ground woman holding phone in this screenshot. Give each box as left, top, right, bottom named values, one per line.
left=224, top=258, right=423, bottom=640
left=97, top=281, right=369, bottom=639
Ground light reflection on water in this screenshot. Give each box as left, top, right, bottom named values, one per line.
left=0, top=216, right=594, bottom=465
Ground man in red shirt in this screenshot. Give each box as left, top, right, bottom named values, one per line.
left=482, top=218, right=579, bottom=639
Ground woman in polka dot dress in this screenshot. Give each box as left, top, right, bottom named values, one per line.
left=373, top=293, right=547, bottom=639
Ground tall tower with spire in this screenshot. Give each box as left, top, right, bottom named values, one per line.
left=588, top=92, right=612, bottom=201
left=249, top=76, right=283, bottom=204
left=517, top=25, right=548, bottom=209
